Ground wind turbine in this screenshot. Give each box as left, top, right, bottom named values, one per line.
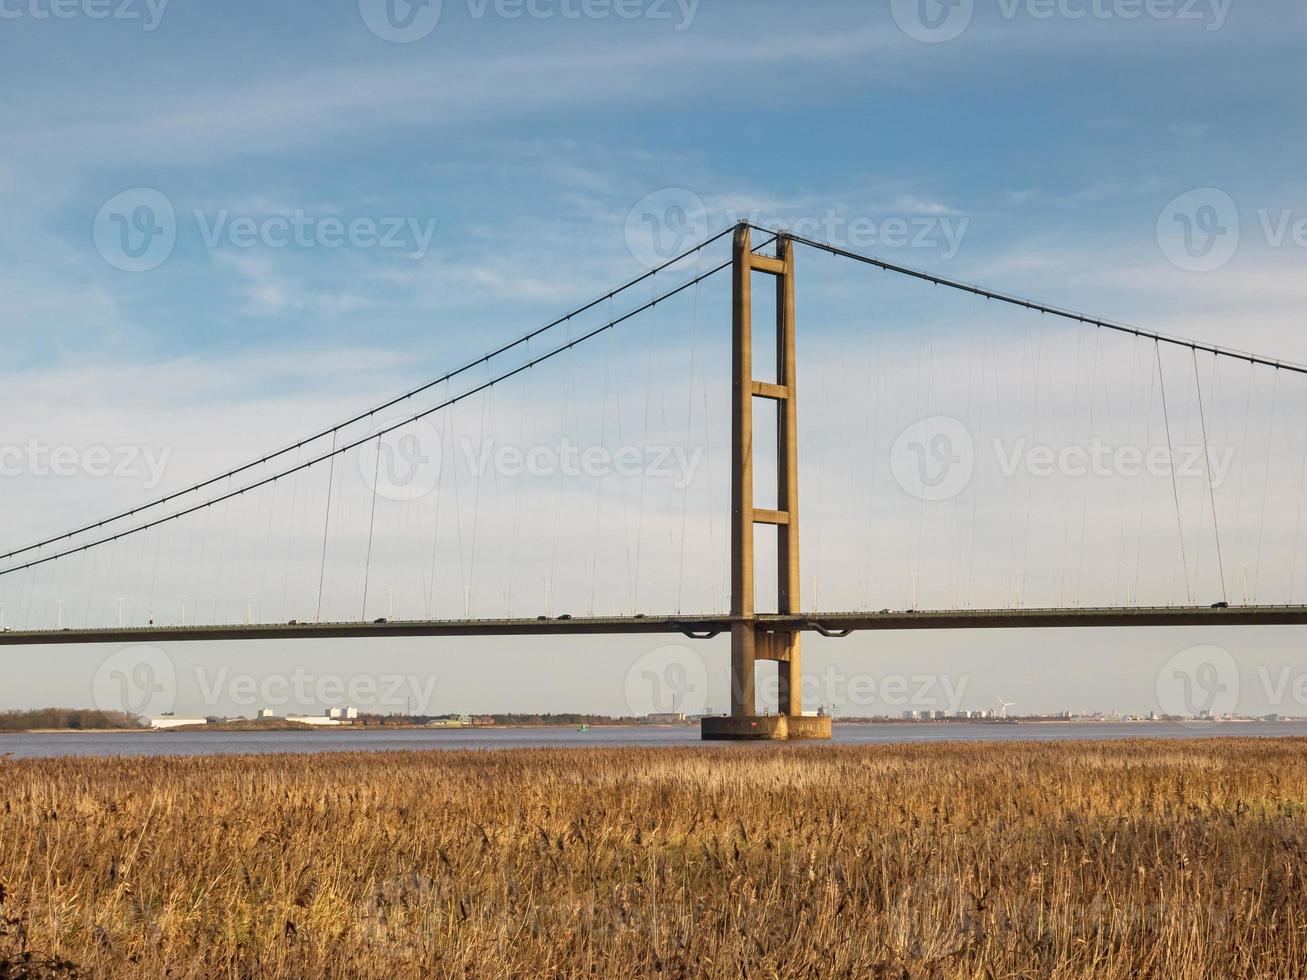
left=996, top=697, right=1015, bottom=719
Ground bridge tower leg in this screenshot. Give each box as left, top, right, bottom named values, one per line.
left=702, top=224, right=831, bottom=741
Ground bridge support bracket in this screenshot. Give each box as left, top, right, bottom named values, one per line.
left=807, top=622, right=854, bottom=638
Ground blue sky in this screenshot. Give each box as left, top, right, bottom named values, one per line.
left=3, top=0, right=1304, bottom=368
left=2, top=0, right=1306, bottom=718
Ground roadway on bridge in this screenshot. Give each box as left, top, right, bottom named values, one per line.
left=2, top=605, right=1306, bottom=645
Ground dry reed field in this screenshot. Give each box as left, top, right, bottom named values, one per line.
left=1, top=739, right=1306, bottom=978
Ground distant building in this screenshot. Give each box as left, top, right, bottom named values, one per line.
left=903, top=710, right=920, bottom=720
left=149, top=716, right=207, bottom=730
left=286, top=714, right=341, bottom=727
left=647, top=712, right=687, bottom=723
left=258, top=708, right=276, bottom=719
left=327, top=706, right=359, bottom=720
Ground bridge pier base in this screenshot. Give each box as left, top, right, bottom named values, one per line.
left=700, top=714, right=832, bottom=741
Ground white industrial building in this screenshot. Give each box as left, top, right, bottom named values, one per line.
left=257, top=706, right=359, bottom=725
left=149, top=716, right=208, bottom=730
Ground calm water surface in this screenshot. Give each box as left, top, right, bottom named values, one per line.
left=1, top=722, right=1301, bottom=759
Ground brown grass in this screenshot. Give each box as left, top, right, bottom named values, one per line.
left=1, top=739, right=1306, bottom=978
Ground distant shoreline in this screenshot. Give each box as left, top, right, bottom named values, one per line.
left=0, top=722, right=646, bottom=735
left=0, top=717, right=1291, bottom=736
left=0, top=728, right=151, bottom=735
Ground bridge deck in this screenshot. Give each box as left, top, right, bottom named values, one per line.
left=1, top=605, right=1305, bottom=645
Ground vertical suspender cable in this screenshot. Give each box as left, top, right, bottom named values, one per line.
left=467, top=365, right=492, bottom=619
left=1252, top=367, right=1281, bottom=603
left=315, top=432, right=338, bottom=623
left=506, top=346, right=530, bottom=618
left=1156, top=341, right=1192, bottom=603
left=676, top=257, right=702, bottom=614
left=1290, top=397, right=1307, bottom=602
left=361, top=439, right=382, bottom=621
left=1192, top=349, right=1228, bottom=603
left=633, top=282, right=658, bottom=613
left=1074, top=329, right=1102, bottom=605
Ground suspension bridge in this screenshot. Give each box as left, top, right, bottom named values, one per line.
left=4, top=222, right=1306, bottom=738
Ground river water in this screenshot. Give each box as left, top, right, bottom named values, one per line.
left=1, top=721, right=1300, bottom=759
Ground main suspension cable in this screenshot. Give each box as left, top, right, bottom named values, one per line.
left=0, top=237, right=778, bottom=580
left=770, top=226, right=1307, bottom=376
left=1, top=225, right=739, bottom=564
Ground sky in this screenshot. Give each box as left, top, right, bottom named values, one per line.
left=1, top=0, right=1306, bottom=722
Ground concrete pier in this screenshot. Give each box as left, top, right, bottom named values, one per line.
left=701, top=715, right=833, bottom=741
left=712, top=226, right=829, bottom=741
